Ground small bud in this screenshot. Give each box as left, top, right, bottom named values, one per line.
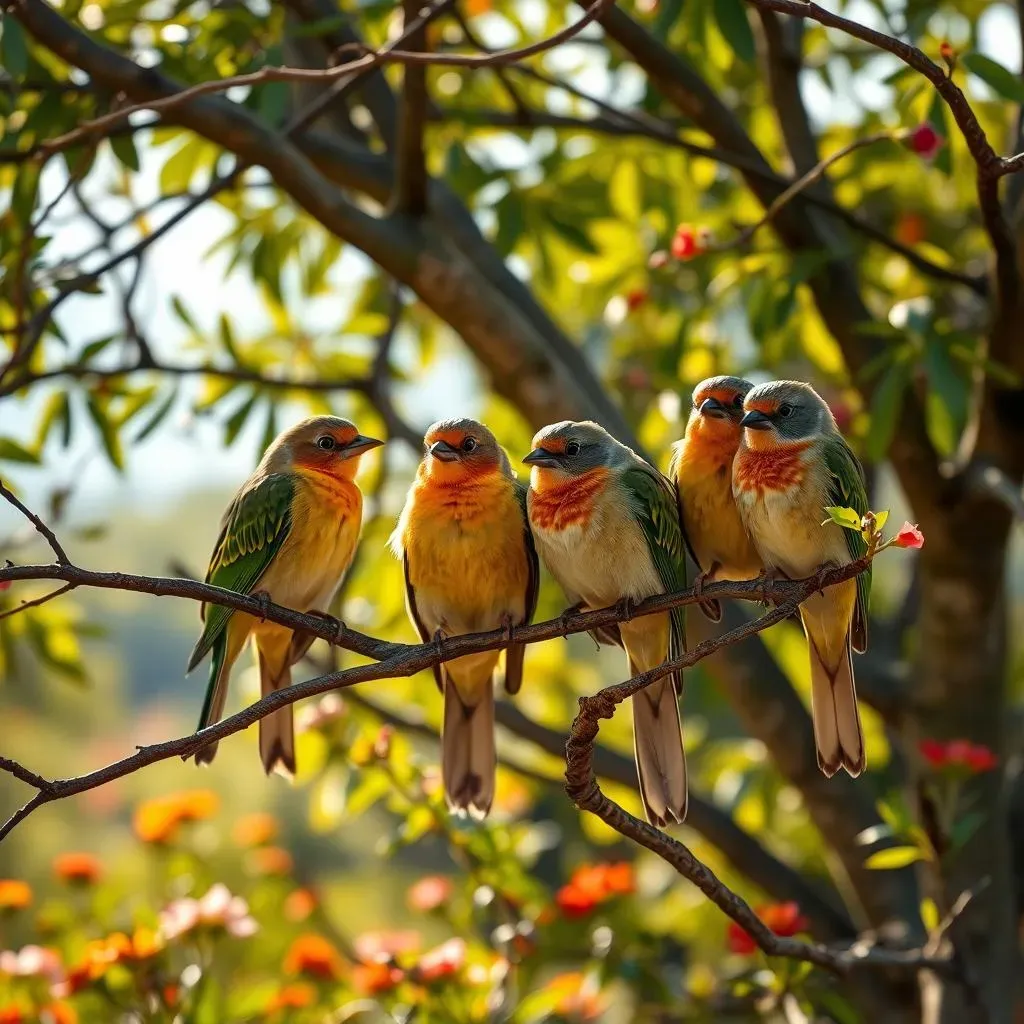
left=906, top=123, right=944, bottom=162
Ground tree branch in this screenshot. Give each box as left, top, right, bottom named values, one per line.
left=0, top=557, right=873, bottom=845
left=0, top=479, right=68, bottom=562
left=391, top=0, right=431, bottom=215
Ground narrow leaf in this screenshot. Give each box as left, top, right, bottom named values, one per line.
left=712, top=0, right=755, bottom=62
left=962, top=53, right=1024, bottom=104
left=0, top=438, right=40, bottom=464
left=864, top=846, right=923, bottom=870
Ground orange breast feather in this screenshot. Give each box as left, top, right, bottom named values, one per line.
left=529, top=468, right=608, bottom=531
left=733, top=443, right=810, bottom=496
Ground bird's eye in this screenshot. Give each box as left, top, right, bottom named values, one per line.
left=778, top=403, right=794, bottom=418
left=732, top=394, right=744, bottom=408
left=317, top=435, right=336, bottom=450
left=565, top=440, right=581, bottom=457
left=461, top=437, right=477, bottom=452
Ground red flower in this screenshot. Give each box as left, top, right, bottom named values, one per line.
left=893, top=522, right=924, bottom=549
left=727, top=902, right=809, bottom=955
left=624, top=289, right=648, bottom=312
left=0, top=580, right=10, bottom=592
left=352, top=961, right=404, bottom=996
left=907, top=123, right=944, bottom=161
left=918, top=738, right=997, bottom=773
left=556, top=883, right=598, bottom=918
left=415, top=938, right=465, bottom=984
left=407, top=875, right=453, bottom=912
left=939, top=41, right=955, bottom=61
left=671, top=224, right=703, bottom=260
left=0, top=1008, right=23, bottom=1024
left=283, top=935, right=343, bottom=981
left=53, top=853, right=103, bottom=886
left=556, top=862, right=635, bottom=917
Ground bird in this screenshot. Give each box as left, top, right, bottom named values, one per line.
left=390, top=418, right=539, bottom=819
left=186, top=416, right=383, bottom=776
left=731, top=380, right=870, bottom=778
left=524, top=420, right=689, bottom=827
left=669, top=375, right=761, bottom=621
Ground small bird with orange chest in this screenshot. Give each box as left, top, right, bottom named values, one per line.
left=669, top=375, right=761, bottom=621
left=732, top=380, right=870, bottom=778
left=525, top=421, right=689, bottom=827
left=390, top=418, right=539, bottom=819
left=187, top=416, right=383, bottom=776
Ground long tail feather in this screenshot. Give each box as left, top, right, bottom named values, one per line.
left=193, top=637, right=230, bottom=766
left=258, top=652, right=295, bottom=778
left=441, top=671, right=496, bottom=819
left=807, top=631, right=864, bottom=778
left=631, top=670, right=688, bottom=827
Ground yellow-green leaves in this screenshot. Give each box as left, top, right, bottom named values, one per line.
left=822, top=506, right=861, bottom=530
left=864, top=846, right=924, bottom=870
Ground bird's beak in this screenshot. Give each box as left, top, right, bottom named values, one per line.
left=699, top=396, right=729, bottom=421
left=739, top=409, right=773, bottom=431
left=340, top=434, right=385, bottom=458
left=428, top=439, right=461, bottom=463
left=523, top=447, right=561, bottom=468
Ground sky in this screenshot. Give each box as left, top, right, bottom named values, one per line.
left=1, top=0, right=1021, bottom=536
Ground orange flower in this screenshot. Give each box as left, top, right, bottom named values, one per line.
left=415, top=938, right=465, bottom=984
left=232, top=812, right=278, bottom=847
left=53, top=853, right=103, bottom=886
left=727, top=902, right=809, bottom=955
left=0, top=881, right=31, bottom=910
left=127, top=928, right=163, bottom=960
left=248, top=847, right=294, bottom=877
left=284, top=935, right=343, bottom=981
left=894, top=212, right=926, bottom=248
left=556, top=883, right=598, bottom=918
left=556, top=862, right=635, bottom=917
left=133, top=790, right=219, bottom=843
left=162, top=985, right=179, bottom=1009
left=284, top=889, right=317, bottom=922
left=407, top=875, right=453, bottom=912
left=352, top=961, right=404, bottom=996
left=266, top=983, right=316, bottom=1012
left=0, top=1008, right=23, bottom=1024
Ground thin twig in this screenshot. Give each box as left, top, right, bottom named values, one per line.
left=0, top=582, right=76, bottom=622
left=0, top=479, right=69, bottom=562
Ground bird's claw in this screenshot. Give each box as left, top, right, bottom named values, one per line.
left=615, top=596, right=636, bottom=622
left=253, top=589, right=271, bottom=622
left=307, top=608, right=347, bottom=644
left=433, top=627, right=447, bottom=662
left=812, top=560, right=840, bottom=598
left=756, top=569, right=778, bottom=607
left=499, top=612, right=515, bottom=645
left=559, top=602, right=584, bottom=633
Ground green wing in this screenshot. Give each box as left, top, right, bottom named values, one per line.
left=620, top=464, right=689, bottom=674
left=823, top=434, right=871, bottom=653
left=186, top=473, right=295, bottom=672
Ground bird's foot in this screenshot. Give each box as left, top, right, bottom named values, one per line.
left=614, top=596, right=637, bottom=623
left=756, top=569, right=779, bottom=607
left=559, top=602, right=584, bottom=633
left=433, top=627, right=448, bottom=662
left=306, top=608, right=348, bottom=644
left=499, top=611, right=515, bottom=645
left=692, top=562, right=720, bottom=601
left=812, top=560, right=840, bottom=598
left=252, top=589, right=272, bottom=622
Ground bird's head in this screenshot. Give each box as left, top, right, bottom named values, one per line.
left=421, top=418, right=507, bottom=482
left=739, top=380, right=833, bottom=451
left=523, top=420, right=625, bottom=489
left=687, top=375, right=754, bottom=438
left=273, top=417, right=383, bottom=479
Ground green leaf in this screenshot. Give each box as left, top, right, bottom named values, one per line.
left=79, top=335, right=116, bottom=363
left=224, top=392, right=258, bottom=446
left=259, top=402, right=278, bottom=456
left=874, top=509, right=889, bottom=532
left=1, top=20, right=29, bottom=79
left=110, top=132, right=140, bottom=172
left=218, top=313, right=240, bottom=362
left=822, top=505, right=861, bottom=530
left=85, top=395, right=125, bottom=472
left=949, top=810, right=985, bottom=851
left=923, top=342, right=968, bottom=457
left=171, top=296, right=199, bottom=333
left=133, top=390, right=177, bottom=442
left=865, top=846, right=923, bottom=870
left=35, top=392, right=70, bottom=450
left=159, top=136, right=204, bottom=193
left=0, top=438, right=40, bottom=464
left=712, top=0, right=755, bottom=62
left=865, top=360, right=911, bottom=462
left=495, top=191, right=525, bottom=256
left=962, top=53, right=1024, bottom=104
left=547, top=213, right=599, bottom=254
left=926, top=92, right=953, bottom=177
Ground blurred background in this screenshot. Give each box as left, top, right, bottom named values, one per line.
left=3, top=0, right=1024, bottom=1020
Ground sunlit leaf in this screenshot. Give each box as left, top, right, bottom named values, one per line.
left=864, top=846, right=923, bottom=870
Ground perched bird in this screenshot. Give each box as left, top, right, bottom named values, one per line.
left=390, top=419, right=539, bottom=819
left=187, top=417, right=383, bottom=776
left=669, top=375, right=761, bottom=621
left=732, top=381, right=869, bottom=777
left=525, top=421, right=689, bottom=826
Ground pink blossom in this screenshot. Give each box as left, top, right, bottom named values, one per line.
left=159, top=884, right=257, bottom=941
left=0, top=946, right=63, bottom=983
left=893, top=522, right=924, bottom=549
